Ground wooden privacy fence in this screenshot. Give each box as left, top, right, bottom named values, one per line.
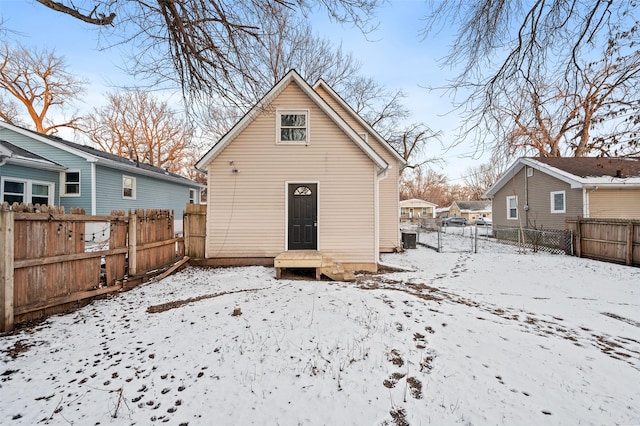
left=566, top=218, right=640, bottom=266
left=183, top=203, right=207, bottom=258
left=1, top=204, right=186, bottom=331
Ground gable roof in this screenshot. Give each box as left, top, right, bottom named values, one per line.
left=452, top=200, right=492, bottom=211
left=484, top=157, right=640, bottom=197
left=399, top=198, right=438, bottom=207
left=534, top=157, right=640, bottom=178
left=0, top=121, right=203, bottom=187
left=0, top=139, right=66, bottom=171
left=195, top=70, right=389, bottom=172
left=312, top=78, right=406, bottom=166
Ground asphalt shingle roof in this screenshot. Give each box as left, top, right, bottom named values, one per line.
left=532, top=157, right=640, bottom=178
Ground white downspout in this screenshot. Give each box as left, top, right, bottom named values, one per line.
left=376, top=166, right=389, bottom=266
left=91, top=162, right=97, bottom=215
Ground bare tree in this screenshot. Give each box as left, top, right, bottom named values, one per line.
left=423, top=1, right=640, bottom=157
left=0, top=96, right=20, bottom=125
left=0, top=42, right=86, bottom=134
left=387, top=123, right=442, bottom=173
left=493, top=30, right=640, bottom=158
left=463, top=158, right=508, bottom=200
left=31, top=0, right=382, bottom=106
left=190, top=4, right=439, bottom=170
left=82, top=90, right=197, bottom=176
left=400, top=168, right=450, bottom=206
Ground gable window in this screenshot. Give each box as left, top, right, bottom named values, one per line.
left=62, top=171, right=80, bottom=196
left=506, top=195, right=518, bottom=220
left=123, top=175, right=136, bottom=199
left=189, top=188, right=197, bottom=204
left=550, top=191, right=566, bottom=213
left=277, top=110, right=308, bottom=144
left=1, top=177, right=54, bottom=205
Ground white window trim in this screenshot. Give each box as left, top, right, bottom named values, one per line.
left=276, top=109, right=309, bottom=145
left=550, top=190, right=566, bottom=213
left=122, top=175, right=136, bottom=200
left=526, top=167, right=534, bottom=177
left=506, top=195, right=518, bottom=220
left=189, top=188, right=197, bottom=204
left=1, top=176, right=55, bottom=205
left=60, top=170, right=81, bottom=197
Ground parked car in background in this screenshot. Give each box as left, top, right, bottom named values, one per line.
left=475, top=217, right=492, bottom=226
left=443, top=217, right=468, bottom=226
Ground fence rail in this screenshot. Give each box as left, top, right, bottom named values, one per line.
left=566, top=218, right=640, bottom=266
left=1, top=204, right=186, bottom=331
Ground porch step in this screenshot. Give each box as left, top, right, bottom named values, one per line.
left=274, top=251, right=355, bottom=282
left=320, top=261, right=356, bottom=282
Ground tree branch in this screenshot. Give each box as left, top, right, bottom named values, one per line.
left=35, top=0, right=116, bottom=25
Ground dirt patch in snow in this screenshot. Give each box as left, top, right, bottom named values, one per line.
left=146, top=287, right=267, bottom=313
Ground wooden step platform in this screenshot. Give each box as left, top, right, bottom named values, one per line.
left=274, top=251, right=355, bottom=282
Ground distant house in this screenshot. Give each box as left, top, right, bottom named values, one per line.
left=0, top=121, right=204, bottom=231
left=447, top=200, right=492, bottom=224
left=400, top=198, right=437, bottom=221
left=195, top=70, right=405, bottom=275
left=483, top=157, right=640, bottom=230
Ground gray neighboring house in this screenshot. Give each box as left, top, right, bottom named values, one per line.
left=483, top=157, right=640, bottom=230
left=0, top=121, right=204, bottom=231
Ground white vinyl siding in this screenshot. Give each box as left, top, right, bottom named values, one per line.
left=206, top=82, right=378, bottom=264
left=314, top=84, right=401, bottom=252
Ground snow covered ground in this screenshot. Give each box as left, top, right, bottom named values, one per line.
left=1, top=234, right=639, bottom=425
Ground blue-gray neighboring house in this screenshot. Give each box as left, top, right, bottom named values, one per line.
left=0, top=121, right=205, bottom=229
left=0, top=139, right=66, bottom=206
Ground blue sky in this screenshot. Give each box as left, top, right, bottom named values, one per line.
left=0, top=0, right=488, bottom=181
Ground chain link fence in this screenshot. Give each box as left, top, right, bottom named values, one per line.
left=492, top=225, right=573, bottom=255
left=405, top=221, right=573, bottom=255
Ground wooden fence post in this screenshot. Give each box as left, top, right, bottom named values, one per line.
left=128, top=210, right=137, bottom=276
left=184, top=211, right=190, bottom=254
left=0, top=209, right=14, bottom=331
left=626, top=223, right=634, bottom=266
left=575, top=219, right=582, bottom=258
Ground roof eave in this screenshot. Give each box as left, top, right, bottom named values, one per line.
left=312, top=79, right=407, bottom=166
left=197, top=70, right=389, bottom=171
left=98, top=158, right=205, bottom=187
left=0, top=121, right=97, bottom=162
left=5, top=156, right=66, bottom=171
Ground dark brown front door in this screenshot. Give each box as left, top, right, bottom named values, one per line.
left=288, top=183, right=317, bottom=250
